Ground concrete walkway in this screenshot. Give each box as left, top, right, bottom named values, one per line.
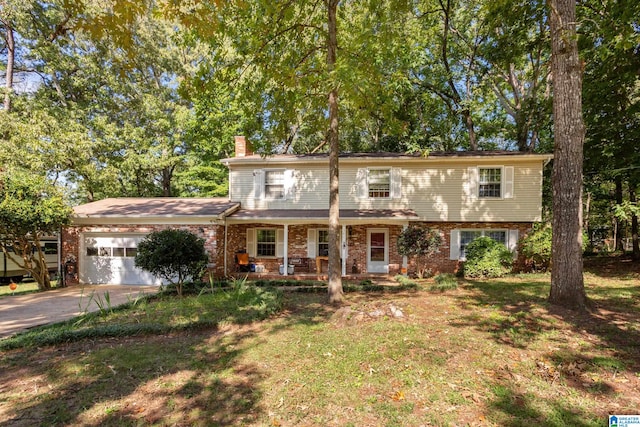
left=0, top=285, right=159, bottom=339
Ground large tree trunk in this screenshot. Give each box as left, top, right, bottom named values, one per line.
left=327, top=0, right=343, bottom=304
left=3, top=22, right=15, bottom=112
left=548, top=0, right=587, bottom=310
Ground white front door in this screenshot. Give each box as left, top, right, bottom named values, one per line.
left=367, top=229, right=389, bottom=273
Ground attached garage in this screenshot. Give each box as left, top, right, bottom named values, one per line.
left=80, top=233, right=162, bottom=285
left=63, top=198, right=240, bottom=286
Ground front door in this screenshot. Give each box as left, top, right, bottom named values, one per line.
left=367, top=229, right=389, bottom=273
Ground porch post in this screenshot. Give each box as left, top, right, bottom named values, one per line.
left=402, top=223, right=408, bottom=272
left=341, top=224, right=347, bottom=277
left=283, top=224, right=289, bottom=276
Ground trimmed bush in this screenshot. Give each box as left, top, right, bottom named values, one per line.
left=135, top=229, right=208, bottom=296
left=463, top=237, right=513, bottom=278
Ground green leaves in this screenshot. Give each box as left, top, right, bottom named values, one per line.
left=134, top=229, right=208, bottom=296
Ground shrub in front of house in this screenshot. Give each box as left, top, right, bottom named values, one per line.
left=135, top=229, right=208, bottom=296
left=519, top=223, right=588, bottom=272
left=397, top=225, right=442, bottom=279
left=463, top=236, right=513, bottom=278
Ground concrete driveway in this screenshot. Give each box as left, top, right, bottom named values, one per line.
left=0, top=285, right=159, bottom=339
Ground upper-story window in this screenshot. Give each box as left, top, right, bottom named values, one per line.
left=254, top=169, right=295, bottom=200
left=368, top=169, right=391, bottom=198
left=265, top=170, right=285, bottom=199
left=479, top=167, right=502, bottom=198
left=356, top=167, right=401, bottom=199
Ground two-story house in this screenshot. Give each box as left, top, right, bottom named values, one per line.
left=61, top=136, right=551, bottom=285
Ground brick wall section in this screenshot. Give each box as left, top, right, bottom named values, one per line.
left=62, top=224, right=225, bottom=284
left=404, top=221, right=534, bottom=275
left=227, top=223, right=406, bottom=275
left=65, top=221, right=534, bottom=283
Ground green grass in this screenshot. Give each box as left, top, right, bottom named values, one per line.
left=1, top=262, right=639, bottom=426
left=0, top=284, right=283, bottom=351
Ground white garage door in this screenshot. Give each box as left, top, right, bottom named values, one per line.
left=81, top=234, right=164, bottom=286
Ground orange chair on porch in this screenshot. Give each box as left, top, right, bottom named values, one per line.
left=235, top=252, right=250, bottom=272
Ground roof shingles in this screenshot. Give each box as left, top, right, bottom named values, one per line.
left=73, top=198, right=239, bottom=217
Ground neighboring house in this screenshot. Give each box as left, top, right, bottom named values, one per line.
left=63, top=136, right=552, bottom=285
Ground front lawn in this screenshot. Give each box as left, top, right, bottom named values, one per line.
left=0, top=259, right=638, bottom=426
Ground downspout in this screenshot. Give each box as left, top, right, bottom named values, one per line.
left=224, top=220, right=228, bottom=277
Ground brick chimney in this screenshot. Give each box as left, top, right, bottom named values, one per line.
left=234, top=135, right=253, bottom=157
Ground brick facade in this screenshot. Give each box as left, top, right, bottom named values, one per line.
left=226, top=222, right=531, bottom=277
left=65, top=220, right=533, bottom=283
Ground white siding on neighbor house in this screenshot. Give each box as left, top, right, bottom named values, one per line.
left=228, top=159, right=545, bottom=222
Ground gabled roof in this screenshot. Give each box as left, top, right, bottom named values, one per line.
left=221, top=150, right=553, bottom=165
left=73, top=198, right=240, bottom=218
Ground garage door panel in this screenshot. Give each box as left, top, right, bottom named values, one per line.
left=82, top=233, right=163, bottom=286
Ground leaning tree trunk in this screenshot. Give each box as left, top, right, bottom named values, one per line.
left=548, top=0, right=587, bottom=310
left=327, top=0, right=343, bottom=304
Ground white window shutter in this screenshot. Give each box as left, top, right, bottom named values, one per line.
left=465, top=167, right=478, bottom=200
left=355, top=168, right=368, bottom=199
left=391, top=168, right=402, bottom=199
left=284, top=169, right=296, bottom=200
left=307, top=228, right=316, bottom=258
left=276, top=228, right=285, bottom=257
left=508, top=229, right=519, bottom=257
left=253, top=170, right=265, bottom=200
left=247, top=228, right=256, bottom=257
left=450, top=230, right=460, bottom=260
left=503, top=166, right=514, bottom=199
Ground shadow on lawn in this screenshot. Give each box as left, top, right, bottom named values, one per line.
left=1, top=329, right=263, bottom=426
left=450, top=266, right=640, bottom=425
left=0, top=291, right=333, bottom=426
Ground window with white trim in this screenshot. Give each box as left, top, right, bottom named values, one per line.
left=256, top=229, right=277, bottom=257
left=317, top=229, right=329, bottom=256
left=368, top=169, right=390, bottom=198
left=459, top=229, right=507, bottom=259
left=479, top=167, right=502, bottom=198
left=265, top=170, right=285, bottom=199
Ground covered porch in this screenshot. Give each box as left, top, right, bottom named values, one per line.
left=223, top=209, right=419, bottom=278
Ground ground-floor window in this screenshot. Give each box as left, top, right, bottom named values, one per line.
left=457, top=229, right=508, bottom=259
left=317, top=229, right=329, bottom=256
left=256, top=229, right=277, bottom=257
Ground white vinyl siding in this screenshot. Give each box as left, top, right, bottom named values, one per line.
left=228, top=160, right=543, bottom=222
